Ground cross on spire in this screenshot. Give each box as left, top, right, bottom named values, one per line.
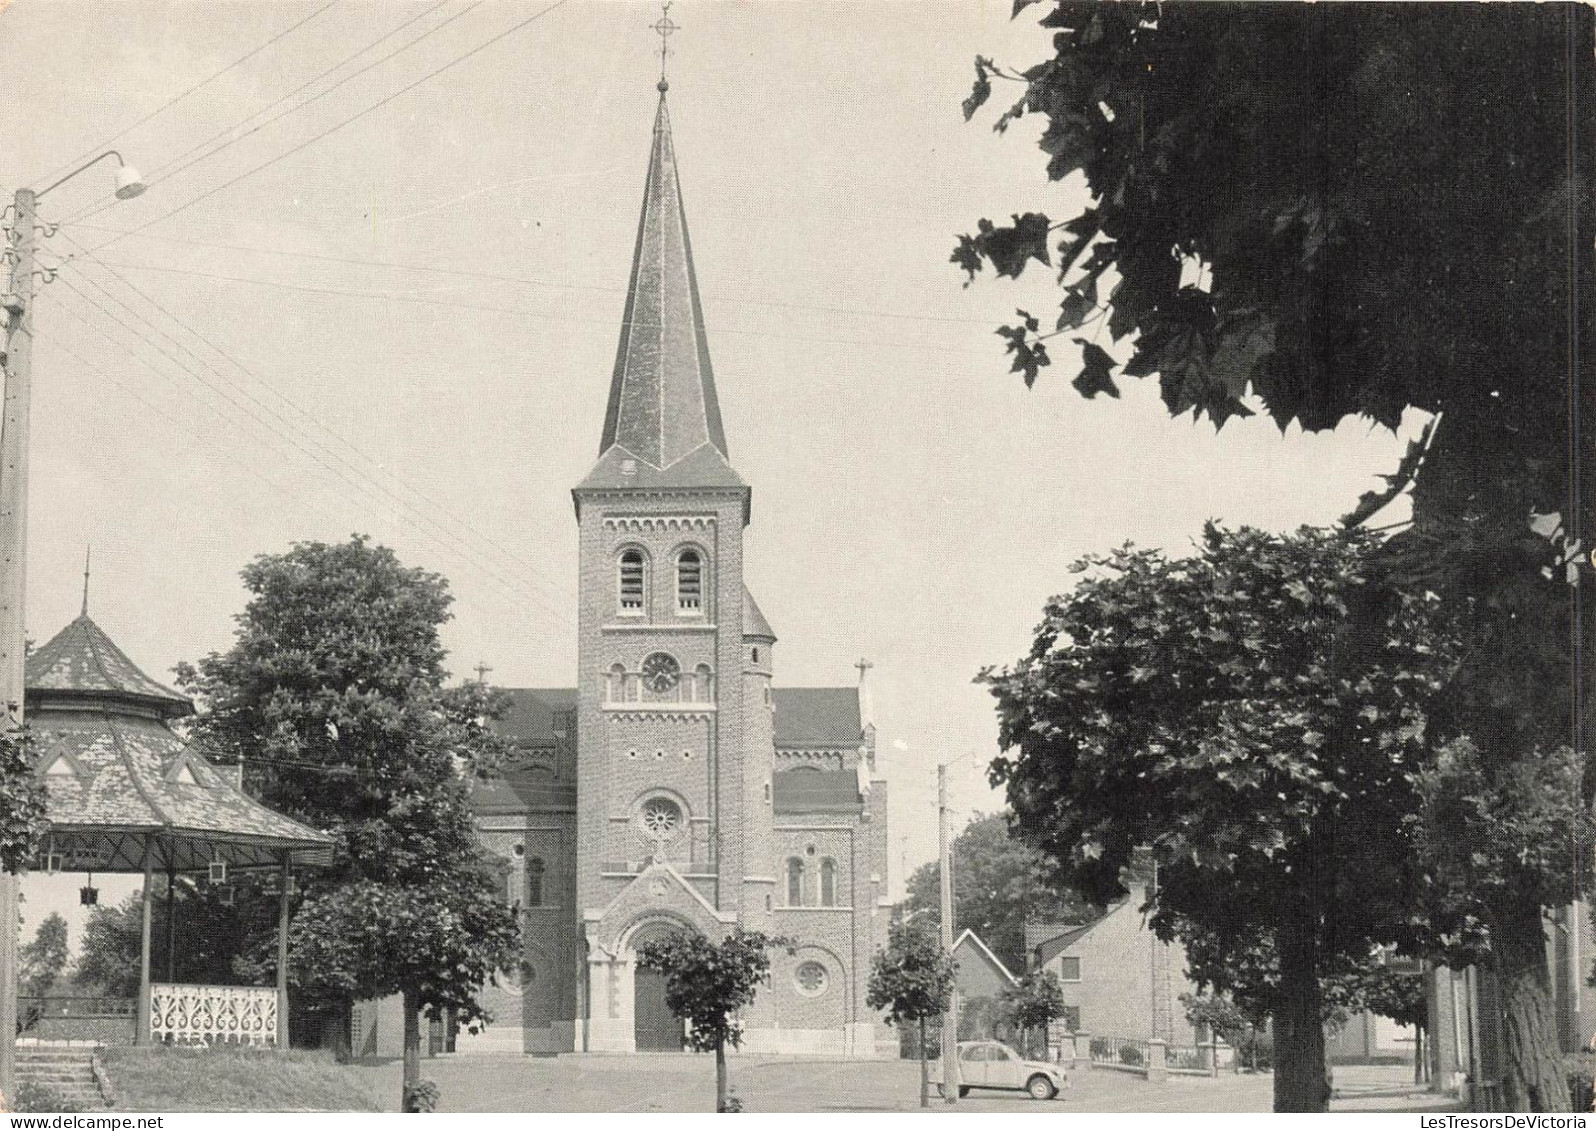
left=651, top=2, right=678, bottom=91
left=81, top=546, right=91, bottom=616
left=854, top=658, right=874, bottom=683
left=473, top=661, right=493, bottom=686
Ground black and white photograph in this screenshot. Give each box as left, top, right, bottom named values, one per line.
left=0, top=0, right=1589, bottom=1117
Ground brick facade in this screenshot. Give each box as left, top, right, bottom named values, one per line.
left=450, top=86, right=890, bottom=1059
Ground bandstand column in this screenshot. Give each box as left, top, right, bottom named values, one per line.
left=136, top=842, right=154, bottom=1045
left=276, top=852, right=291, bottom=1051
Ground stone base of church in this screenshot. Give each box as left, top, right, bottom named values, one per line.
left=585, top=1016, right=636, bottom=1053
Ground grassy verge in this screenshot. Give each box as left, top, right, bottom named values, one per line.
left=99, top=1045, right=384, bottom=1112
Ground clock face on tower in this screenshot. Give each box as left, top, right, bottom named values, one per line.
left=640, top=652, right=681, bottom=694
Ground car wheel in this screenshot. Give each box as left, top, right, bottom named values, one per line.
left=1026, top=1075, right=1058, bottom=1101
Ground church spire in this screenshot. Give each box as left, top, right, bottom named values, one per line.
left=595, top=80, right=729, bottom=472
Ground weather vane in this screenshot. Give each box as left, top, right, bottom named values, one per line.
left=651, top=2, right=678, bottom=90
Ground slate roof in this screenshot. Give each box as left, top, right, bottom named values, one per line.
left=772, top=688, right=861, bottom=749
left=471, top=688, right=577, bottom=815
left=742, top=589, right=775, bottom=641
left=591, top=91, right=731, bottom=479
left=25, top=615, right=331, bottom=871
left=26, top=614, right=192, bottom=719
left=771, top=768, right=861, bottom=814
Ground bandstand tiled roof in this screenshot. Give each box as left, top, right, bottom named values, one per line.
left=27, top=614, right=192, bottom=718
left=26, top=614, right=332, bottom=872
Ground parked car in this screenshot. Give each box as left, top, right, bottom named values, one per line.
left=929, top=1039, right=1067, bottom=1100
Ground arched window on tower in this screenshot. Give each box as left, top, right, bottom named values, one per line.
left=786, top=857, right=804, bottom=907
left=694, top=663, right=714, bottom=703
left=607, top=662, right=630, bottom=703
left=619, top=549, right=646, bottom=613
left=676, top=549, right=703, bottom=613
left=820, top=858, right=837, bottom=907
left=527, top=858, right=545, bottom=907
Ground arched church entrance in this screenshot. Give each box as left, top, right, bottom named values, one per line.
left=630, top=920, right=689, bottom=1052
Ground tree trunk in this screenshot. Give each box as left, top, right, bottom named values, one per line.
left=1273, top=905, right=1330, bottom=1112
left=402, top=989, right=421, bottom=1090
left=1414, top=1022, right=1425, bottom=1086
left=919, top=1017, right=929, bottom=1108
left=1494, top=893, right=1570, bottom=1112
left=715, top=1041, right=729, bottom=1112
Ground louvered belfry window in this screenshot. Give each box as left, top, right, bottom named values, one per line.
left=677, top=549, right=702, bottom=612
left=619, top=549, right=645, bottom=611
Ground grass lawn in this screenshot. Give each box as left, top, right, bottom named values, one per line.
left=99, top=1045, right=384, bottom=1112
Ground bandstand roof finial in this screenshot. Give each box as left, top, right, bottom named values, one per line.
left=81, top=546, right=91, bottom=617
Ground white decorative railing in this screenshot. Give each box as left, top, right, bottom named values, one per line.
left=149, top=984, right=277, bottom=1047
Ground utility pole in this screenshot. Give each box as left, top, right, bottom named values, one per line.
left=0, top=156, right=143, bottom=1108
left=0, top=186, right=38, bottom=1107
left=938, top=761, right=959, bottom=1106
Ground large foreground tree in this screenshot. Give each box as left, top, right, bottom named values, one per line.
left=958, top=3, right=1594, bottom=1111
left=983, top=525, right=1450, bottom=1110
left=175, top=536, right=519, bottom=1096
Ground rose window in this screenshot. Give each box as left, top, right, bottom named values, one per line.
left=795, top=961, right=828, bottom=997
left=641, top=798, right=682, bottom=839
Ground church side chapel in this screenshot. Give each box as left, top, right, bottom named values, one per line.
left=450, top=72, right=891, bottom=1057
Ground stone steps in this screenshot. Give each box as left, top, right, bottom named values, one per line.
left=15, top=1047, right=108, bottom=1108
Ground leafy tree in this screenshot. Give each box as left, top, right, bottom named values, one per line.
left=982, top=525, right=1450, bottom=1111
left=0, top=729, right=45, bottom=873
left=1000, top=969, right=1065, bottom=1059
left=956, top=4, right=1594, bottom=1110
left=633, top=929, right=795, bottom=1113
left=903, top=812, right=1099, bottom=973
left=174, top=536, right=520, bottom=1097
left=76, top=895, right=140, bottom=998
left=867, top=920, right=958, bottom=1108
left=1345, top=964, right=1428, bottom=1084
left=19, top=913, right=67, bottom=999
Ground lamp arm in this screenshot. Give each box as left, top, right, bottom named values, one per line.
left=36, top=150, right=128, bottom=199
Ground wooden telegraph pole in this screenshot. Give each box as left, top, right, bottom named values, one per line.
left=938, top=761, right=959, bottom=1106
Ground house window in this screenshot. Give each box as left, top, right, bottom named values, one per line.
left=1057, top=956, right=1081, bottom=982
left=527, top=858, right=545, bottom=907
left=1061, top=1005, right=1082, bottom=1033
left=619, top=549, right=646, bottom=613
left=676, top=549, right=703, bottom=613
left=786, top=858, right=804, bottom=906
left=820, top=858, right=837, bottom=907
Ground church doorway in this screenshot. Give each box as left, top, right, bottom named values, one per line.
left=630, top=921, right=687, bottom=1052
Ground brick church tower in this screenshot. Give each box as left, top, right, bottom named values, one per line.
left=455, top=78, right=888, bottom=1060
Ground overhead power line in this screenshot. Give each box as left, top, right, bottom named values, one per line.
left=78, top=0, right=576, bottom=256
left=67, top=223, right=1000, bottom=328
left=52, top=266, right=575, bottom=629
left=77, top=257, right=998, bottom=359
left=58, top=0, right=464, bottom=227
left=28, top=0, right=343, bottom=191
left=55, top=230, right=574, bottom=609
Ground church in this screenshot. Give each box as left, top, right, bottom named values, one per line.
left=457, top=80, right=891, bottom=1057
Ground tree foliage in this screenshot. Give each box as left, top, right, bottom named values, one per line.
left=982, top=524, right=1450, bottom=1110
left=903, top=812, right=1099, bottom=973
left=958, top=7, right=1595, bottom=1110
left=868, top=920, right=958, bottom=1028
left=868, top=920, right=958, bottom=1108
left=1000, top=969, right=1066, bottom=1039
left=19, top=912, right=67, bottom=998
left=0, top=728, right=46, bottom=874
left=173, top=536, right=521, bottom=1057
left=635, top=929, right=794, bottom=1112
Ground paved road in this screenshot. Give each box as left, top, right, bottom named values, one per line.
left=346, top=1054, right=1455, bottom=1114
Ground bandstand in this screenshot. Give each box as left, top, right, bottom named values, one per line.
left=22, top=610, right=331, bottom=1047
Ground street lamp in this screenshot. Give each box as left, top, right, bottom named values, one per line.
left=35, top=150, right=146, bottom=202
left=0, top=150, right=145, bottom=1107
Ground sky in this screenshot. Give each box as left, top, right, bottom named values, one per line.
left=0, top=0, right=1421, bottom=948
